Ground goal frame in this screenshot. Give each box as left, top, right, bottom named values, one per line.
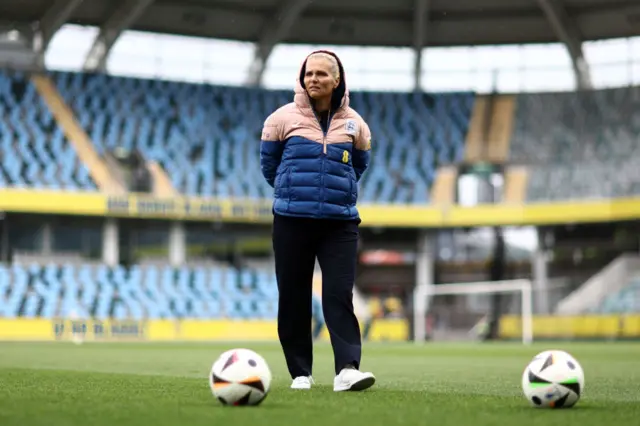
left=412, top=279, right=533, bottom=345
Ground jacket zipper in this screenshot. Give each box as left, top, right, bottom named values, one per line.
left=306, top=88, right=345, bottom=154
left=312, top=107, right=331, bottom=155
left=311, top=107, right=331, bottom=214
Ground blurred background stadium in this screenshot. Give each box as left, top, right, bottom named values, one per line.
left=0, top=0, right=639, bottom=344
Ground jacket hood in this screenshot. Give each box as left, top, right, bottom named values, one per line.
left=294, top=50, right=349, bottom=114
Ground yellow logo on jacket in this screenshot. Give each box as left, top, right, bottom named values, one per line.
left=342, top=150, right=349, bottom=163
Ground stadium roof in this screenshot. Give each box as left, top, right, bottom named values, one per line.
left=1, top=0, right=639, bottom=86
left=2, top=0, right=639, bottom=47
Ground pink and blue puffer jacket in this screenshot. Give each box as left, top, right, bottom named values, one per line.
left=260, top=50, right=372, bottom=221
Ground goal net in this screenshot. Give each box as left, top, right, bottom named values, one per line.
left=412, top=279, right=533, bottom=344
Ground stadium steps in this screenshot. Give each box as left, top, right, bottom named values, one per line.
left=486, top=95, right=516, bottom=163
left=555, top=254, right=640, bottom=314
left=147, top=160, right=178, bottom=197
left=102, top=151, right=131, bottom=192
left=503, top=166, right=528, bottom=204
left=30, top=74, right=125, bottom=194
left=430, top=166, right=457, bottom=205
left=103, top=150, right=177, bottom=197
left=462, top=94, right=516, bottom=164
left=463, top=95, right=490, bottom=162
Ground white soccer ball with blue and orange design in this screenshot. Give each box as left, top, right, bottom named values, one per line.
left=210, top=348, right=272, bottom=406
left=521, top=350, right=585, bottom=408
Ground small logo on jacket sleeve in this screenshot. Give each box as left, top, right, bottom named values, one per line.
left=345, top=120, right=358, bottom=135
left=342, top=150, right=349, bottom=163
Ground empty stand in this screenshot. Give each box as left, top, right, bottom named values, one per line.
left=510, top=87, right=640, bottom=201
left=147, top=160, right=178, bottom=197
left=51, top=71, right=474, bottom=204
left=52, top=71, right=288, bottom=199
left=31, top=74, right=123, bottom=193
left=0, top=70, right=96, bottom=190
left=2, top=68, right=474, bottom=203
left=511, top=88, right=640, bottom=164
left=527, top=159, right=640, bottom=202
left=0, top=263, right=278, bottom=320
left=354, top=91, right=474, bottom=203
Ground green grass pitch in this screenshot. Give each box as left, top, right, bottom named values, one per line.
left=0, top=341, right=639, bottom=425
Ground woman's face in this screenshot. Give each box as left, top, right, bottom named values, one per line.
left=304, top=57, right=339, bottom=101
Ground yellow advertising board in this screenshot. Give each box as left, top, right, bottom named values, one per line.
left=0, top=189, right=273, bottom=223
left=4, top=316, right=639, bottom=342
left=0, top=319, right=53, bottom=341
left=0, top=318, right=409, bottom=342
left=1, top=188, right=639, bottom=228
left=499, top=314, right=640, bottom=339
left=0, top=189, right=105, bottom=216
left=358, top=197, right=640, bottom=227
left=105, top=195, right=273, bottom=222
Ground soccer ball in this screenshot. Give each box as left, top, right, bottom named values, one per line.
left=522, top=350, right=585, bottom=408
left=209, top=348, right=272, bottom=406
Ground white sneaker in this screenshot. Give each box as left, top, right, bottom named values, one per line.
left=291, top=376, right=314, bottom=390
left=333, top=367, right=376, bottom=392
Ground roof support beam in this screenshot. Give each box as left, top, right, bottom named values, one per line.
left=83, top=0, right=154, bottom=72
left=412, top=0, right=430, bottom=92
left=39, top=0, right=85, bottom=50
left=536, top=0, right=592, bottom=90
left=245, top=0, right=309, bottom=87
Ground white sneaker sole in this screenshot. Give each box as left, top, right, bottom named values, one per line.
left=333, top=374, right=376, bottom=392
left=291, top=377, right=313, bottom=390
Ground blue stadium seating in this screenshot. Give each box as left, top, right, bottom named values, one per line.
left=0, top=70, right=95, bottom=190
left=52, top=71, right=474, bottom=203
left=0, top=263, right=278, bottom=320
left=511, top=87, right=640, bottom=201
left=591, top=275, right=640, bottom=314
left=7, top=67, right=640, bottom=204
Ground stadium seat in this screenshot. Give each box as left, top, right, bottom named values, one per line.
left=0, top=266, right=9, bottom=316
left=0, top=70, right=96, bottom=190
left=3, top=265, right=28, bottom=318
left=0, top=262, right=278, bottom=320
left=50, top=71, right=474, bottom=203
left=511, top=87, right=640, bottom=202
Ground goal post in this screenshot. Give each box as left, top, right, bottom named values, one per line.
left=412, top=279, right=533, bottom=345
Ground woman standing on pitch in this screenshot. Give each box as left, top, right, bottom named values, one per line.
left=260, top=50, right=375, bottom=392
